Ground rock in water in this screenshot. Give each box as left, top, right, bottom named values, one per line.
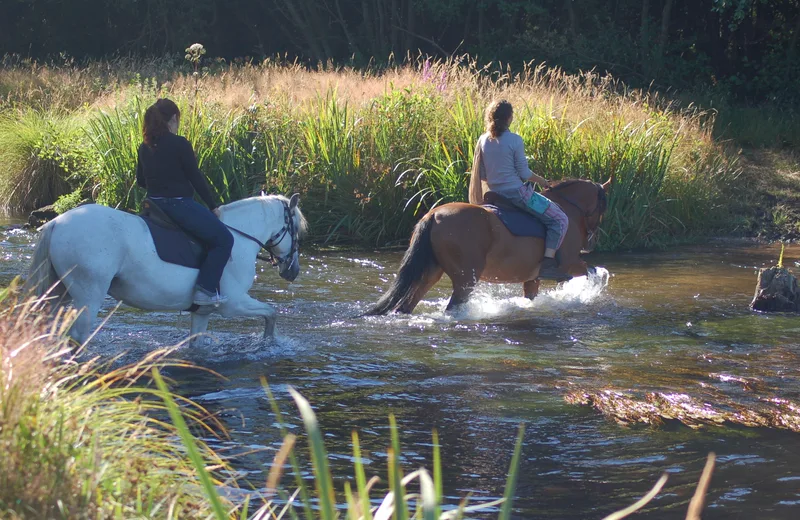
left=750, top=266, right=799, bottom=312
left=28, top=205, right=58, bottom=227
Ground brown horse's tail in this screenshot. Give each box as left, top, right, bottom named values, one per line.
left=364, top=215, right=438, bottom=316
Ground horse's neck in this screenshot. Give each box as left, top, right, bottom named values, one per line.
left=549, top=185, right=591, bottom=213
left=220, top=198, right=279, bottom=243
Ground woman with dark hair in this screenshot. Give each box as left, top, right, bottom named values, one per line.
left=136, top=98, right=234, bottom=306
left=469, top=99, right=569, bottom=281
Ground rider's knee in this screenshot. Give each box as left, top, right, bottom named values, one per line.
left=219, top=228, right=234, bottom=252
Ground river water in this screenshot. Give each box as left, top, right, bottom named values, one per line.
left=2, top=218, right=799, bottom=519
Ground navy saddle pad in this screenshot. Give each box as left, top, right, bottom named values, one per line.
left=481, top=192, right=547, bottom=238
left=140, top=199, right=206, bottom=269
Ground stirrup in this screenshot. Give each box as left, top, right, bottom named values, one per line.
left=193, top=290, right=229, bottom=306
left=537, top=258, right=571, bottom=282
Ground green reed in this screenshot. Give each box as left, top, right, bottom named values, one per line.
left=0, top=61, right=743, bottom=250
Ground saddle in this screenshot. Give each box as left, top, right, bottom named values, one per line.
left=481, top=191, right=547, bottom=238
left=139, top=198, right=206, bottom=268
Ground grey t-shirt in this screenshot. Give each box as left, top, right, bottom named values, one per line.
left=478, top=130, right=533, bottom=197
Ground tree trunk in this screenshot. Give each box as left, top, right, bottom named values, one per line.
left=477, top=4, right=484, bottom=52
left=404, top=0, right=415, bottom=55
left=565, top=0, right=578, bottom=40
left=276, top=0, right=325, bottom=61
left=333, top=0, right=361, bottom=59
left=655, top=0, right=674, bottom=70
left=376, top=0, right=387, bottom=58
left=391, top=0, right=399, bottom=56
left=640, top=0, right=650, bottom=72
left=789, top=11, right=800, bottom=62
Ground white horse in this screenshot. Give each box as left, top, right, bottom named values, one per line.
left=25, top=194, right=307, bottom=345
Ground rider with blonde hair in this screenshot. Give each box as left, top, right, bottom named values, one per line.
left=469, top=99, right=569, bottom=281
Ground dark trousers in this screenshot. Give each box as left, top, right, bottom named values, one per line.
left=151, top=197, right=234, bottom=294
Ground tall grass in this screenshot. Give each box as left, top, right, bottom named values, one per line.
left=0, top=110, right=89, bottom=212
left=0, top=283, right=231, bottom=518
left=0, top=56, right=745, bottom=249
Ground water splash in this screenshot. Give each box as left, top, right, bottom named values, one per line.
left=414, top=267, right=611, bottom=321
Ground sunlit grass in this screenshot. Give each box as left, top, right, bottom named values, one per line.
left=0, top=55, right=747, bottom=249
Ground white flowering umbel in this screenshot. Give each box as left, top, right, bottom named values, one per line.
left=184, top=43, right=206, bottom=97
left=185, top=43, right=206, bottom=65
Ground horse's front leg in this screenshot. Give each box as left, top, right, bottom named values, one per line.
left=190, top=311, right=212, bottom=345
left=220, top=295, right=277, bottom=341
left=523, top=279, right=540, bottom=300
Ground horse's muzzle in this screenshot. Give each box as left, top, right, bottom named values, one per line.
left=279, top=252, right=300, bottom=282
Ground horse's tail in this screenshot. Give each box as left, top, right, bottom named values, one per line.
left=23, top=221, right=68, bottom=304
left=365, top=215, right=438, bottom=316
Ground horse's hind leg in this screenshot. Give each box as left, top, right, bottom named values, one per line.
left=445, top=267, right=483, bottom=312
left=65, top=277, right=112, bottom=345
left=398, top=266, right=444, bottom=313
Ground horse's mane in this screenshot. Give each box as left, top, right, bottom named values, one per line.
left=222, top=194, right=308, bottom=236
left=547, top=178, right=587, bottom=191
left=545, top=178, right=607, bottom=215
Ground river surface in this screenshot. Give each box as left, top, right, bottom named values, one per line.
left=2, top=217, right=800, bottom=519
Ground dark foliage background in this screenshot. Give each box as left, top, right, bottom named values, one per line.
left=1, top=0, right=799, bottom=102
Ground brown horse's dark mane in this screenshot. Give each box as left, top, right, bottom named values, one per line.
left=545, top=178, right=607, bottom=216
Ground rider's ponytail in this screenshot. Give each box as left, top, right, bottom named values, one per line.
left=468, top=139, right=485, bottom=205
left=143, top=98, right=181, bottom=147
left=485, top=99, right=513, bottom=138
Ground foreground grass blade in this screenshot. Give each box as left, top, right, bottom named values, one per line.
left=686, top=453, right=716, bottom=520
left=389, top=414, right=409, bottom=520
left=288, top=386, right=337, bottom=520
left=352, top=431, right=374, bottom=520
left=262, top=378, right=314, bottom=520
left=151, top=368, right=228, bottom=520
left=601, top=473, right=668, bottom=520
left=499, top=423, right=525, bottom=520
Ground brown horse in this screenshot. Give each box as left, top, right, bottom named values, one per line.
left=366, top=177, right=611, bottom=315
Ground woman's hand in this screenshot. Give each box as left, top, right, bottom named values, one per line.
left=533, top=174, right=551, bottom=188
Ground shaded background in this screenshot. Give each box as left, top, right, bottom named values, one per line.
left=2, top=0, right=799, bottom=102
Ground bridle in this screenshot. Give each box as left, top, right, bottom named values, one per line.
left=225, top=200, right=299, bottom=267
left=544, top=181, right=606, bottom=245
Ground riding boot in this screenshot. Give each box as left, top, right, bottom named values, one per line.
left=538, top=257, right=572, bottom=282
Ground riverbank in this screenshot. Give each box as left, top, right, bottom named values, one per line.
left=1, top=54, right=797, bottom=249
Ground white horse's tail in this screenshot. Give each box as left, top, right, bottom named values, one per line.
left=24, top=221, right=68, bottom=303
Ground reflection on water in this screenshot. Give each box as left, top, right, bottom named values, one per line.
left=2, top=222, right=800, bottom=518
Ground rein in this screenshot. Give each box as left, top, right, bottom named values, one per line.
left=225, top=200, right=297, bottom=266
left=545, top=182, right=605, bottom=219
left=544, top=181, right=606, bottom=244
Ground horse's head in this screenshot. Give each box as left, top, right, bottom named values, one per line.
left=271, top=193, right=307, bottom=282
left=544, top=177, right=610, bottom=253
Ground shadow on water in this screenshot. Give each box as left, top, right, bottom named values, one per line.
left=3, top=221, right=800, bottom=518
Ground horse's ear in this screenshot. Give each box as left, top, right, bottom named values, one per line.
left=602, top=173, right=615, bottom=192
left=289, top=193, right=300, bottom=209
